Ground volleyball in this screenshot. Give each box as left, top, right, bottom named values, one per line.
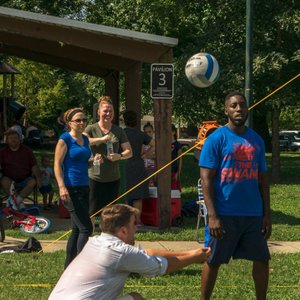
left=185, top=53, right=220, bottom=88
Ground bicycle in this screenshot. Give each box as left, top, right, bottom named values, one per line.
left=2, top=206, right=51, bottom=234
left=0, top=182, right=52, bottom=241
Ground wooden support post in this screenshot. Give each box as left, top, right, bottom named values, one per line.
left=105, top=71, right=120, bottom=124
left=154, top=99, right=172, bottom=229
left=125, top=63, right=142, bottom=129
left=154, top=49, right=173, bottom=230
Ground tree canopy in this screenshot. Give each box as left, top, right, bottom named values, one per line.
left=0, top=0, right=299, bottom=131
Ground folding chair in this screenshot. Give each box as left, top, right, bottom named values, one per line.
left=195, top=178, right=210, bottom=246
left=1, top=184, right=38, bottom=207
left=25, top=186, right=38, bottom=205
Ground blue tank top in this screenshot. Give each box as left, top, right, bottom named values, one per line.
left=60, top=132, right=91, bottom=186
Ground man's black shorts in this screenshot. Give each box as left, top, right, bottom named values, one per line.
left=207, top=216, right=270, bottom=265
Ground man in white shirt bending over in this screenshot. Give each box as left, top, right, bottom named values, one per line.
left=49, top=204, right=211, bottom=300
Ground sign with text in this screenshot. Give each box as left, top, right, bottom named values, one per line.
left=150, top=63, right=174, bottom=99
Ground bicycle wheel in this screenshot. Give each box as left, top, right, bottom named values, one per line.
left=20, top=217, right=52, bottom=234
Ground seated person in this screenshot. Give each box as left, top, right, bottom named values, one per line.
left=3, top=120, right=24, bottom=143
left=0, top=129, right=41, bottom=209
left=49, top=204, right=211, bottom=300
left=171, top=124, right=182, bottom=190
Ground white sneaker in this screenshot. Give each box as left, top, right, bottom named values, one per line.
left=7, top=196, right=18, bottom=210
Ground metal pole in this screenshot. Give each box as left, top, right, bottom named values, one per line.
left=245, top=0, right=253, bottom=128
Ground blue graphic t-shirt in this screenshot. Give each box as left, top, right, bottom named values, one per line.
left=199, top=126, right=267, bottom=216
left=60, top=132, right=91, bottom=187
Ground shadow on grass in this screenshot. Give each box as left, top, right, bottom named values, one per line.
left=271, top=209, right=300, bottom=225
left=182, top=211, right=300, bottom=228
left=130, top=268, right=202, bottom=278
left=171, top=269, right=203, bottom=276
left=0, top=239, right=24, bottom=252
left=267, top=154, right=300, bottom=184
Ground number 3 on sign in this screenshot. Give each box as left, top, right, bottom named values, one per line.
left=158, top=73, right=166, bottom=86
left=150, top=63, right=174, bottom=99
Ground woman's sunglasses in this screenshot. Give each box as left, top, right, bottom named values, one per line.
left=71, top=118, right=87, bottom=124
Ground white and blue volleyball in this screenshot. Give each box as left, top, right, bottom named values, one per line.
left=185, top=53, right=220, bottom=88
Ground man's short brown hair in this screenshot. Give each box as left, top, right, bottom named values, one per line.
left=100, top=204, right=139, bottom=234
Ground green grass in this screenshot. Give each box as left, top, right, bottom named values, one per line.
left=273, top=153, right=300, bottom=184
left=1, top=151, right=300, bottom=300
left=3, top=152, right=300, bottom=241
left=0, top=251, right=299, bottom=300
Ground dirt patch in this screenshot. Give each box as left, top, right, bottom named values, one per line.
left=41, top=205, right=71, bottom=232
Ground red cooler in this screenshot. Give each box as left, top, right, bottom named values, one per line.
left=141, top=187, right=182, bottom=227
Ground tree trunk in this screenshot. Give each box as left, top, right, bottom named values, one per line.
left=253, top=111, right=272, bottom=153
left=271, top=109, right=281, bottom=182
left=271, top=1, right=282, bottom=183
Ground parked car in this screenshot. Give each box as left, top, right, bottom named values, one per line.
left=177, top=137, right=196, bottom=151
left=280, top=130, right=300, bottom=135
left=279, top=133, right=300, bottom=152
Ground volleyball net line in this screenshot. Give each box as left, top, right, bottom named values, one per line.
left=39, top=72, right=300, bottom=254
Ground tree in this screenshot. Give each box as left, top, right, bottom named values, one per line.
left=84, top=0, right=300, bottom=182
left=1, top=0, right=299, bottom=181
left=0, top=1, right=104, bottom=129
left=251, top=0, right=300, bottom=181
left=3, top=1, right=299, bottom=129
left=0, top=0, right=87, bottom=18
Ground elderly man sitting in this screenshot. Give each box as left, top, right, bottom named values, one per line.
left=0, top=129, right=41, bottom=209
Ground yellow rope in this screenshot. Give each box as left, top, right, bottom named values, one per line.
left=39, top=72, right=300, bottom=253
left=38, top=230, right=71, bottom=254
left=125, top=284, right=300, bottom=289
left=39, top=141, right=199, bottom=254
left=0, top=283, right=298, bottom=289
left=248, top=73, right=300, bottom=111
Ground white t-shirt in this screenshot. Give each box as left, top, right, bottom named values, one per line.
left=40, top=166, right=53, bottom=186
left=49, top=233, right=168, bottom=300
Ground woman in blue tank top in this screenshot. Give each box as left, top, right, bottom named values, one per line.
left=54, top=107, right=100, bottom=268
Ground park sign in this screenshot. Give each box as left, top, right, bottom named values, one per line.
left=150, top=63, right=174, bottom=99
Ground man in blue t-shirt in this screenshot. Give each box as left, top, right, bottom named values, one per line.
left=199, top=92, right=271, bottom=300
